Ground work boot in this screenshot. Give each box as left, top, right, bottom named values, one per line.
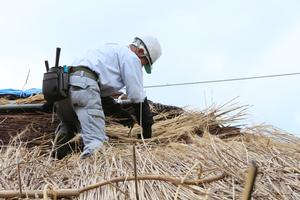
left=79, top=151, right=92, bottom=160
left=138, top=125, right=152, bottom=139
left=80, top=142, right=106, bottom=160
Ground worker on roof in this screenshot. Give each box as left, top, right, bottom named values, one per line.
left=52, top=36, right=162, bottom=159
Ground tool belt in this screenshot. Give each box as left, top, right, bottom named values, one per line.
left=43, top=65, right=98, bottom=103
left=69, top=66, right=98, bottom=81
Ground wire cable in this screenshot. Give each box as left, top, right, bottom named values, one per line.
left=145, top=72, right=300, bottom=88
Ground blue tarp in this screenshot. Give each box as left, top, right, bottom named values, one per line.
left=0, top=88, right=42, bottom=98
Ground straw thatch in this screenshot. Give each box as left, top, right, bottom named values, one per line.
left=0, top=97, right=299, bottom=199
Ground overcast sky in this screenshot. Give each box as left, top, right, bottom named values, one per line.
left=0, top=0, right=299, bottom=135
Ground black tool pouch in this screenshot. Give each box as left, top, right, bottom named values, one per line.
left=42, top=66, right=69, bottom=103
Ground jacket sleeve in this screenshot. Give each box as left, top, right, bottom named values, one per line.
left=119, top=48, right=146, bottom=103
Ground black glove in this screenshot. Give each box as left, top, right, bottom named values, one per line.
left=132, top=98, right=154, bottom=127
left=138, top=125, right=152, bottom=139
left=132, top=98, right=154, bottom=139
left=101, top=96, right=135, bottom=128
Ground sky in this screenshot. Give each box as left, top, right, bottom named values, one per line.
left=0, top=0, right=300, bottom=135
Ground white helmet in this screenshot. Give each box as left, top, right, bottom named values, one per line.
left=133, top=36, right=162, bottom=74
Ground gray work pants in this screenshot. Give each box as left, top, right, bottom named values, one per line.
left=54, top=72, right=107, bottom=158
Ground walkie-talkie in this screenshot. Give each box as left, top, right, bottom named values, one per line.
left=44, top=47, right=61, bottom=72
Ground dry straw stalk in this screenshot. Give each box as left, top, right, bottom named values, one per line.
left=0, top=100, right=299, bottom=199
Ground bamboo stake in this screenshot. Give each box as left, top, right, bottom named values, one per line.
left=17, top=162, right=22, bottom=197
left=133, top=144, right=140, bottom=200
left=242, top=161, right=258, bottom=200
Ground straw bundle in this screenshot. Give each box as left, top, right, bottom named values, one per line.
left=0, top=98, right=9, bottom=105
left=0, top=102, right=299, bottom=199
left=15, top=94, right=45, bottom=104
left=0, top=94, right=45, bottom=105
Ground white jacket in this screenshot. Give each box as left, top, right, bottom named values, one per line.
left=72, top=44, right=146, bottom=103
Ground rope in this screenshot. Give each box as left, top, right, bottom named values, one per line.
left=144, top=72, right=300, bottom=88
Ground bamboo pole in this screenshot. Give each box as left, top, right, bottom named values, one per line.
left=0, top=103, right=43, bottom=112
left=0, top=189, right=80, bottom=199
left=79, top=173, right=226, bottom=193
left=0, top=173, right=226, bottom=199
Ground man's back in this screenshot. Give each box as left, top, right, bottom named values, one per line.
left=72, top=44, right=146, bottom=102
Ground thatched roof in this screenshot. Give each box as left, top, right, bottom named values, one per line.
left=0, top=95, right=299, bottom=199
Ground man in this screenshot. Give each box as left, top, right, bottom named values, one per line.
left=53, top=36, right=162, bottom=159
